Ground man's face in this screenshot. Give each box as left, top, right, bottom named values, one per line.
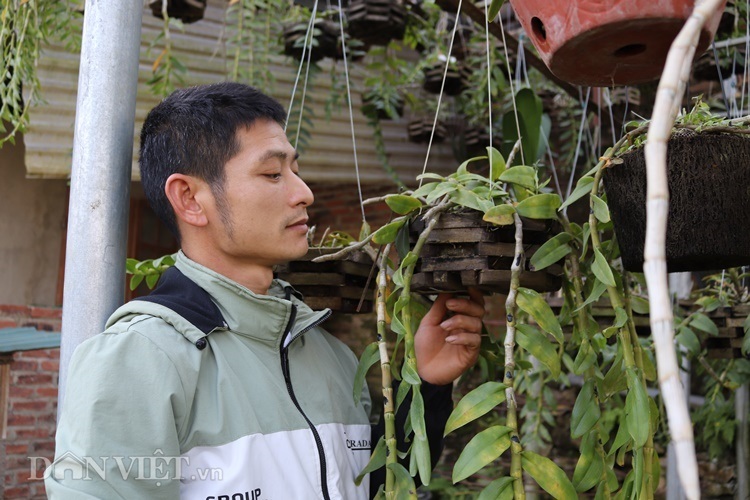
left=206, top=119, right=314, bottom=268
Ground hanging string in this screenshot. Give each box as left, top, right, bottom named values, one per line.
left=337, top=0, right=367, bottom=223
left=483, top=1, right=493, bottom=153
left=498, top=8, right=524, bottom=165
left=540, top=125, right=564, bottom=198
left=563, top=86, right=591, bottom=210
left=620, top=85, right=631, bottom=136
left=285, top=0, right=320, bottom=131
left=605, top=88, right=617, bottom=145
left=418, top=0, right=463, bottom=187
left=712, top=41, right=731, bottom=117
left=294, top=40, right=315, bottom=149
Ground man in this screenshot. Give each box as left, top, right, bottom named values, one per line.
left=46, top=82, right=485, bottom=499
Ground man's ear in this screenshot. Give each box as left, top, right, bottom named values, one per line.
left=164, top=173, right=209, bottom=228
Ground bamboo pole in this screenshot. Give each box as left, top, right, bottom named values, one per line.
left=376, top=244, right=397, bottom=495
left=643, top=0, right=726, bottom=497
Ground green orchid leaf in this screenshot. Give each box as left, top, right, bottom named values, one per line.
left=445, top=381, right=507, bottom=436
left=478, top=476, right=514, bottom=500
left=530, top=232, right=572, bottom=271
left=521, top=450, right=577, bottom=500
left=372, top=219, right=407, bottom=244
left=355, top=436, right=386, bottom=485
left=353, top=342, right=380, bottom=404
left=573, top=431, right=604, bottom=492
left=487, top=146, right=506, bottom=180
left=411, top=181, right=440, bottom=199
left=389, top=462, right=417, bottom=499
left=592, top=248, right=616, bottom=287
left=689, top=312, right=719, bottom=336
left=560, top=176, right=594, bottom=211
left=625, top=368, right=649, bottom=448
left=483, top=204, right=516, bottom=226
left=516, top=324, right=561, bottom=378
left=487, top=0, right=506, bottom=20
left=591, top=194, right=610, bottom=223
left=571, top=379, right=601, bottom=438
left=676, top=326, right=702, bottom=355
left=515, top=193, right=562, bottom=219
left=499, top=165, right=536, bottom=190
left=385, top=194, right=422, bottom=215
left=452, top=426, right=512, bottom=483
left=516, top=287, right=564, bottom=343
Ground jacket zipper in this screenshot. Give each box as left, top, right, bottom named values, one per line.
left=280, top=304, right=332, bottom=500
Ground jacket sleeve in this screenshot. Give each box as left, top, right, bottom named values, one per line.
left=45, top=330, right=187, bottom=499
left=368, top=379, right=453, bottom=498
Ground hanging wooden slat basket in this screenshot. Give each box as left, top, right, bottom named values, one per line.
left=603, top=129, right=750, bottom=273
left=283, top=20, right=340, bottom=62
left=409, top=211, right=563, bottom=295
left=408, top=118, right=448, bottom=143
left=346, top=0, right=407, bottom=46
left=699, top=304, right=749, bottom=359
left=422, top=61, right=470, bottom=96
left=275, top=247, right=376, bottom=313
left=508, top=0, right=726, bottom=86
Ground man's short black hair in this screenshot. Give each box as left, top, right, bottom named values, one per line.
left=139, top=82, right=287, bottom=239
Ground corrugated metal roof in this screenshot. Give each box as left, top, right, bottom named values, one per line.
left=0, top=327, right=61, bottom=354
left=24, top=1, right=458, bottom=184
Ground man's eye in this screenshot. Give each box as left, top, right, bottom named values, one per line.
left=265, top=173, right=282, bottom=180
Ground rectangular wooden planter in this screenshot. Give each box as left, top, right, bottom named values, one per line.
left=409, top=211, right=563, bottom=295
left=275, top=247, right=376, bottom=313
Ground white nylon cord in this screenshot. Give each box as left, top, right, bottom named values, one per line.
left=294, top=41, right=315, bottom=149
left=484, top=3, right=493, bottom=153
left=418, top=0, right=464, bottom=188
left=563, top=86, right=591, bottom=209
left=337, top=0, right=366, bottom=222
left=285, top=0, right=319, bottom=132
left=498, top=13, right=524, bottom=165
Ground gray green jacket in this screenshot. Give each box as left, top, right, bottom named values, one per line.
left=46, top=252, right=451, bottom=499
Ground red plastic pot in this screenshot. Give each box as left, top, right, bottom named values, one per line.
left=508, top=0, right=726, bottom=86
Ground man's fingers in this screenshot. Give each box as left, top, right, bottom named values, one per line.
left=422, top=293, right=451, bottom=323
left=440, top=314, right=483, bottom=333
left=445, top=332, right=482, bottom=348
left=446, top=295, right=485, bottom=319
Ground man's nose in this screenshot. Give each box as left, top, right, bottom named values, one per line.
left=291, top=173, right=314, bottom=207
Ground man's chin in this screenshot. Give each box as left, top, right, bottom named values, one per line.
left=288, top=241, right=310, bottom=261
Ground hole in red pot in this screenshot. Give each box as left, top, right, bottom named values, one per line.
left=531, top=17, right=546, bottom=43
left=614, top=43, right=647, bottom=58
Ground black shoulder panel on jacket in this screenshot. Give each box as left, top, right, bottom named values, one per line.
left=133, top=266, right=225, bottom=334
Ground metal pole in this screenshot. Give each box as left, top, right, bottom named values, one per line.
left=666, top=272, right=693, bottom=500
left=57, top=0, right=143, bottom=414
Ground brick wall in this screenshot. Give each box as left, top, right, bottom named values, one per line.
left=0, top=305, right=62, bottom=499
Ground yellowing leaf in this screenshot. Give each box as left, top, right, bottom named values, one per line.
left=521, top=450, right=577, bottom=500
left=385, top=194, right=423, bottom=215
left=515, top=193, right=562, bottom=219
left=516, top=287, right=564, bottom=343
left=483, top=204, right=516, bottom=226
left=445, top=381, right=507, bottom=435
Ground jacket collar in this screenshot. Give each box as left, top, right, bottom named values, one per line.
left=170, top=251, right=330, bottom=349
